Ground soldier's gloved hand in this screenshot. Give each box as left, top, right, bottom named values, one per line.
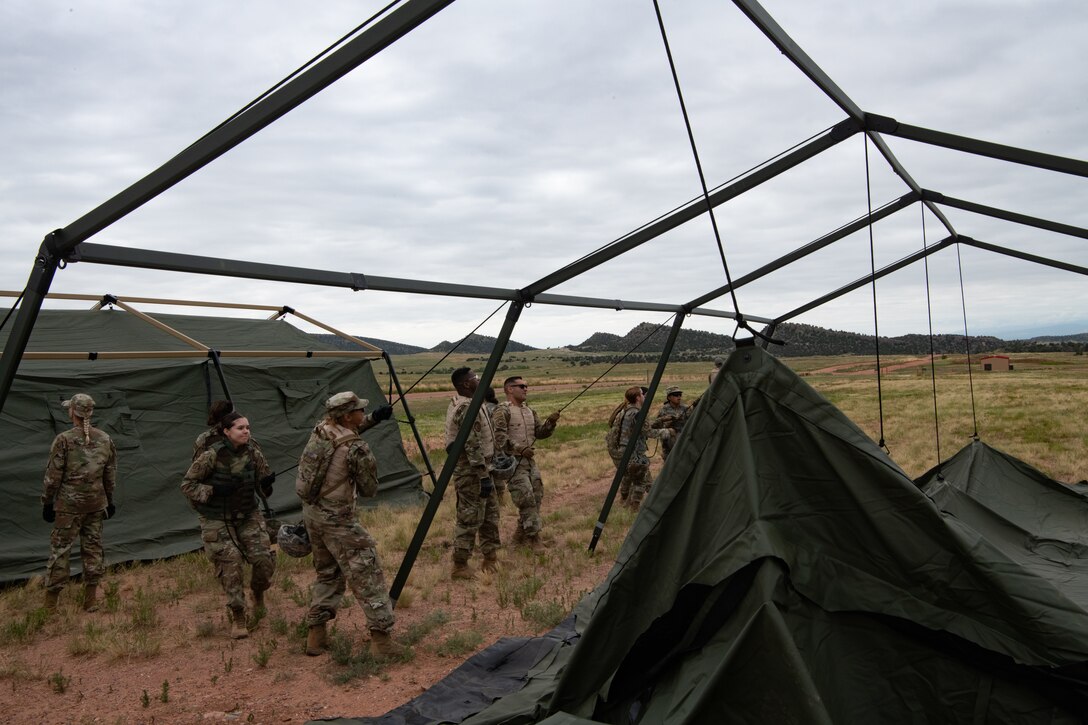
left=42, top=503, right=56, bottom=523
left=259, top=473, right=276, bottom=497
left=371, top=404, right=394, bottom=422
left=106, top=502, right=116, bottom=519
left=210, top=483, right=237, bottom=497
left=518, top=447, right=535, bottom=460
left=546, top=411, right=560, bottom=424
left=479, top=476, right=494, bottom=498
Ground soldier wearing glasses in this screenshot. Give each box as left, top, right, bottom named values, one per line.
left=492, top=376, right=560, bottom=549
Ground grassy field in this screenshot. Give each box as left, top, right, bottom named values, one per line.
left=385, top=348, right=1088, bottom=482
left=1, top=349, right=1085, bottom=720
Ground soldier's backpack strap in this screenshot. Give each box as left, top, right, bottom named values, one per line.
left=315, top=432, right=361, bottom=500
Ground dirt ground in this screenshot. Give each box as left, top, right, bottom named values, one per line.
left=0, top=474, right=623, bottom=725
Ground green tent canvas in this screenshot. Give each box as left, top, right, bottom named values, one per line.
left=353, top=345, right=1088, bottom=725
left=915, top=440, right=1088, bottom=610
left=0, top=307, right=424, bottom=584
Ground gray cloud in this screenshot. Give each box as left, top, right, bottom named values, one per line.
left=2, top=0, right=1084, bottom=349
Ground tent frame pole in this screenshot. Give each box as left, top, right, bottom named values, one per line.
left=589, top=311, right=686, bottom=552
left=381, top=350, right=438, bottom=491
left=0, top=233, right=63, bottom=411
left=389, top=301, right=524, bottom=606
left=207, top=350, right=234, bottom=409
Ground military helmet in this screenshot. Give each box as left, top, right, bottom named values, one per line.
left=277, top=522, right=312, bottom=558
left=491, top=453, right=517, bottom=481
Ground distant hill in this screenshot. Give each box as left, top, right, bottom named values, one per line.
left=309, top=334, right=427, bottom=356
left=430, top=333, right=536, bottom=354
left=766, top=323, right=1008, bottom=357
left=569, top=323, right=735, bottom=354
left=1023, top=332, right=1088, bottom=344
left=567, top=321, right=1088, bottom=356
left=311, top=324, right=1088, bottom=358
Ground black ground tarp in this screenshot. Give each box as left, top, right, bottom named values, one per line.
left=338, top=345, right=1088, bottom=724
left=0, top=308, right=425, bottom=584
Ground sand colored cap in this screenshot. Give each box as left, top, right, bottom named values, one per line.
left=326, top=391, right=368, bottom=418
left=665, top=385, right=683, bottom=395
left=62, top=393, right=95, bottom=417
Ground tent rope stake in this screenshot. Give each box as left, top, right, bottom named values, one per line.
left=863, top=135, right=888, bottom=451
left=558, top=312, right=679, bottom=414
left=954, top=244, right=981, bottom=441
left=651, top=0, right=745, bottom=333
left=919, top=203, right=943, bottom=466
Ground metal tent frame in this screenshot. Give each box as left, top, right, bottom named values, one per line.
left=2, top=0, right=1085, bottom=600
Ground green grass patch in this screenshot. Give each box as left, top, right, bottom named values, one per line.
left=434, top=629, right=483, bottom=657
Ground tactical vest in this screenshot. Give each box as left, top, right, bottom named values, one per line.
left=503, top=404, right=533, bottom=450
left=193, top=442, right=258, bottom=519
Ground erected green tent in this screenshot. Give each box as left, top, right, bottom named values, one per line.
left=344, top=345, right=1088, bottom=724
left=0, top=306, right=425, bottom=585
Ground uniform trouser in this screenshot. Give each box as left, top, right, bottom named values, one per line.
left=303, top=507, right=395, bottom=633
left=198, top=512, right=274, bottom=614
left=452, top=469, right=501, bottom=562
left=45, top=510, right=105, bottom=592
left=615, top=456, right=652, bottom=507
left=660, top=428, right=677, bottom=459
left=508, top=460, right=544, bottom=537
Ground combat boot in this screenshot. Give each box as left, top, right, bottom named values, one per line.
left=229, top=608, right=248, bottom=640
left=82, top=584, right=99, bottom=612
left=44, top=589, right=60, bottom=612
left=510, top=527, right=526, bottom=546
left=305, top=623, right=327, bottom=656
left=370, top=629, right=407, bottom=659
left=451, top=560, right=476, bottom=580
left=250, top=588, right=266, bottom=613
left=480, top=552, right=499, bottom=574
left=521, top=534, right=545, bottom=552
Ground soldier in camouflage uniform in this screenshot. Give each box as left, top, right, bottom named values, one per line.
left=445, top=367, right=501, bottom=579
left=181, top=411, right=275, bottom=639
left=193, top=399, right=264, bottom=460
left=295, top=392, right=401, bottom=658
left=709, top=356, right=724, bottom=384
left=651, top=386, right=690, bottom=460
left=41, top=393, right=117, bottom=612
left=492, top=376, right=560, bottom=549
left=608, top=386, right=666, bottom=511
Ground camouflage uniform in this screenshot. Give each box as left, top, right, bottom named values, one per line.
left=612, top=405, right=661, bottom=508
left=445, top=394, right=500, bottom=564
left=299, top=417, right=395, bottom=633
left=709, top=357, right=724, bottom=384
left=492, top=401, right=556, bottom=539
left=651, top=398, right=689, bottom=460
left=181, top=440, right=275, bottom=617
left=42, top=425, right=117, bottom=592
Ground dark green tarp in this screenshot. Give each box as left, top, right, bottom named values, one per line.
left=361, top=345, right=1088, bottom=725
left=0, top=308, right=424, bottom=584
left=916, top=440, right=1088, bottom=610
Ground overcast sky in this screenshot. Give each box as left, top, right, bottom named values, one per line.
left=2, top=0, right=1085, bottom=350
